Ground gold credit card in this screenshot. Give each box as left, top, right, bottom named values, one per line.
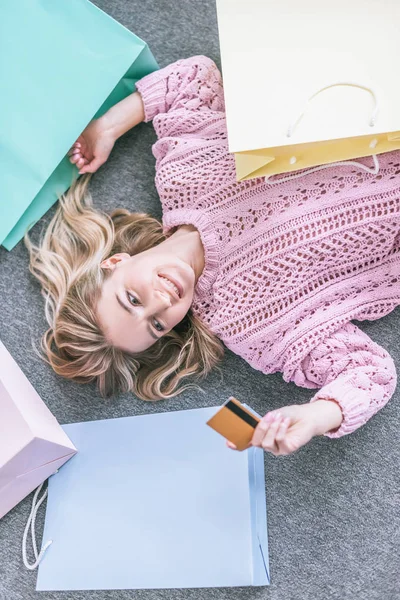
left=206, top=397, right=260, bottom=451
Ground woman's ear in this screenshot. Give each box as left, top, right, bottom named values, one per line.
left=101, top=253, right=131, bottom=270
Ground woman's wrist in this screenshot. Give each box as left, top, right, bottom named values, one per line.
left=99, top=91, right=145, bottom=141
left=309, top=399, right=343, bottom=436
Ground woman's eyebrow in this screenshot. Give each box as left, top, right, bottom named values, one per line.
left=116, top=293, right=160, bottom=341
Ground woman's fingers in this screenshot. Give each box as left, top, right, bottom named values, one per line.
left=261, top=414, right=283, bottom=452
left=68, top=142, right=81, bottom=156
left=274, top=417, right=291, bottom=455
left=275, top=417, right=290, bottom=443
left=226, top=440, right=254, bottom=452
left=67, top=145, right=80, bottom=154
left=252, top=412, right=274, bottom=446
left=68, top=149, right=90, bottom=170
left=76, top=157, right=89, bottom=169
left=79, top=156, right=105, bottom=174
left=69, top=153, right=81, bottom=164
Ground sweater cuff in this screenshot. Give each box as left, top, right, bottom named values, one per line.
left=135, top=71, right=167, bottom=123
left=310, top=380, right=371, bottom=438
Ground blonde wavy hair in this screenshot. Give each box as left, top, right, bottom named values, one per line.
left=25, top=175, right=223, bottom=400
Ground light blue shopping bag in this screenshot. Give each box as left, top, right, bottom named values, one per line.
left=0, top=0, right=158, bottom=250
left=36, top=407, right=270, bottom=590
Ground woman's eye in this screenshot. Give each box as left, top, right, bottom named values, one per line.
left=153, top=319, right=165, bottom=332
left=127, top=292, right=140, bottom=306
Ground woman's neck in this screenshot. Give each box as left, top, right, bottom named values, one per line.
left=164, top=225, right=205, bottom=282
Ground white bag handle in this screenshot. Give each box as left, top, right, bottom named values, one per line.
left=22, top=481, right=53, bottom=570
left=265, top=82, right=381, bottom=185
left=287, top=81, right=379, bottom=138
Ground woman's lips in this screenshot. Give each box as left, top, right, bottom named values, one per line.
left=158, top=274, right=183, bottom=300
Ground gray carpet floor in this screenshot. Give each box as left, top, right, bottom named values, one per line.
left=0, top=1, right=399, bottom=599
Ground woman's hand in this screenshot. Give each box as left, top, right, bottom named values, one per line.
left=68, top=91, right=145, bottom=175
left=226, top=400, right=343, bottom=456
left=68, top=118, right=117, bottom=175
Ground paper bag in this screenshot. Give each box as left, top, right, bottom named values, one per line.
left=0, top=342, right=76, bottom=519
left=36, top=408, right=269, bottom=590
left=0, top=0, right=159, bottom=250
left=216, top=0, right=400, bottom=180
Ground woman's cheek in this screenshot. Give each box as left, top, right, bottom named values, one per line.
left=177, top=300, right=191, bottom=323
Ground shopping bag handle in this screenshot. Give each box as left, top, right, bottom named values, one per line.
left=287, top=81, right=379, bottom=138
left=22, top=481, right=53, bottom=570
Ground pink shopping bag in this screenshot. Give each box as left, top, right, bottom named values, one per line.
left=0, top=341, right=76, bottom=519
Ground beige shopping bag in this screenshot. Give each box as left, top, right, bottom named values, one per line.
left=216, top=0, right=400, bottom=180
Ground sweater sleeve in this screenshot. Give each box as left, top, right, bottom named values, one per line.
left=135, top=55, right=225, bottom=123
left=283, top=322, right=397, bottom=438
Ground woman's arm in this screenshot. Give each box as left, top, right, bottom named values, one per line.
left=101, top=91, right=145, bottom=140
left=69, top=93, right=145, bottom=174
left=237, top=398, right=343, bottom=457
left=134, top=55, right=225, bottom=123
left=70, top=55, right=224, bottom=173
left=234, top=324, right=395, bottom=457
left=284, top=322, right=397, bottom=438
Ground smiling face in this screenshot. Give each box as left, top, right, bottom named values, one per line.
left=96, top=248, right=196, bottom=353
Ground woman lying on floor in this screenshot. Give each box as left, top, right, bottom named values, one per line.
left=27, top=56, right=400, bottom=456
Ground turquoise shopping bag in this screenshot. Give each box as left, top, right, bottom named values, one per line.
left=0, top=0, right=158, bottom=250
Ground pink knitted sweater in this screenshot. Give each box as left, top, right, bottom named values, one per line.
left=135, top=56, right=400, bottom=438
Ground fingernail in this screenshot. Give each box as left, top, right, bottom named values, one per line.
left=274, top=412, right=282, bottom=420
left=283, top=417, right=290, bottom=425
